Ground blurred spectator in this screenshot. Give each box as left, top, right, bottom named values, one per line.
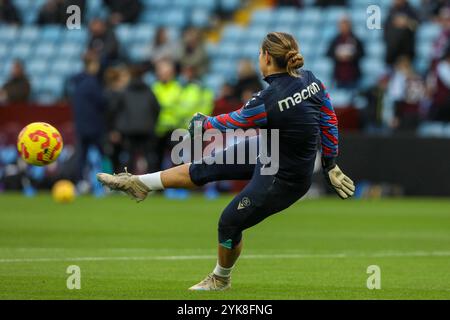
left=234, top=59, right=263, bottom=102
left=88, top=19, right=121, bottom=70
left=275, top=0, right=303, bottom=7
left=103, top=66, right=129, bottom=172
left=67, top=53, right=106, bottom=181
left=431, top=7, right=450, bottom=67
left=37, top=0, right=64, bottom=25
left=316, top=0, right=347, bottom=6
left=427, top=46, right=450, bottom=121
left=421, top=0, right=450, bottom=20
left=0, top=60, right=31, bottom=104
left=37, top=0, right=86, bottom=25
left=179, top=65, right=214, bottom=127
left=104, top=0, right=142, bottom=25
left=327, top=16, right=364, bottom=89
left=359, top=74, right=390, bottom=133
left=384, top=0, right=419, bottom=66
left=0, top=0, right=21, bottom=24
left=179, top=28, right=209, bottom=77
left=152, top=60, right=183, bottom=168
left=108, top=66, right=160, bottom=173
left=213, top=83, right=242, bottom=116
left=385, top=56, right=425, bottom=130
left=147, top=27, right=180, bottom=68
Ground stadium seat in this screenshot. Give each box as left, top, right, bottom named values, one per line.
left=417, top=23, right=442, bottom=42
left=115, top=24, right=132, bottom=43
left=191, top=9, right=210, bottom=27
left=221, top=25, right=245, bottom=41
left=203, top=74, right=226, bottom=93
left=194, top=0, right=217, bottom=10
left=10, top=43, right=32, bottom=59
left=326, top=6, right=350, bottom=22
left=63, top=29, right=88, bottom=44
left=129, top=44, right=150, bottom=62
left=251, top=9, right=273, bottom=26
left=59, top=42, right=83, bottom=59
left=218, top=42, right=241, bottom=59
left=34, top=42, right=56, bottom=58
left=300, top=8, right=321, bottom=26
left=19, top=26, right=39, bottom=43
left=417, top=42, right=433, bottom=61
left=0, top=26, right=19, bottom=43
left=160, top=10, right=187, bottom=28
left=366, top=41, right=385, bottom=59
left=134, top=24, right=155, bottom=43
left=40, top=26, right=62, bottom=42
left=51, top=60, right=75, bottom=77
left=27, top=59, right=48, bottom=76
left=0, top=43, right=9, bottom=59
left=220, top=0, right=240, bottom=12
left=327, top=89, right=352, bottom=107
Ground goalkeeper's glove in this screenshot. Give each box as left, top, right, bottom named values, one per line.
left=188, top=112, right=207, bottom=138
left=322, top=157, right=355, bottom=199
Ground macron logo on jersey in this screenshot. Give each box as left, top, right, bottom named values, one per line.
left=277, top=82, right=321, bottom=112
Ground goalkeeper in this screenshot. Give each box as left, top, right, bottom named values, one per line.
left=97, top=32, right=355, bottom=291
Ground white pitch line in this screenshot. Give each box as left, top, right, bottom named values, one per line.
left=0, top=251, right=450, bottom=264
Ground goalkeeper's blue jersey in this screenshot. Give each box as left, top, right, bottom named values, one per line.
left=204, top=70, right=339, bottom=180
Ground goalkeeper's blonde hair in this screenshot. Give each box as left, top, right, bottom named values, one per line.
left=261, top=32, right=304, bottom=77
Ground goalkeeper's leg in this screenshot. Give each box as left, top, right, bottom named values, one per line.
left=97, top=137, right=257, bottom=201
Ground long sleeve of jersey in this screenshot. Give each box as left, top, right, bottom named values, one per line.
left=203, top=95, right=267, bottom=131
left=320, top=83, right=339, bottom=158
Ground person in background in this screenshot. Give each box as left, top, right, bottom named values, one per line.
left=234, top=59, right=263, bottom=103
left=327, top=16, right=364, bottom=89
left=0, top=60, right=31, bottom=104
left=152, top=60, right=183, bottom=169
left=179, top=28, right=209, bottom=77
left=213, top=83, right=242, bottom=116
left=421, top=0, right=450, bottom=20
left=67, top=53, right=106, bottom=182
left=179, top=65, right=214, bottom=128
left=103, top=65, right=130, bottom=173
left=275, top=0, right=303, bottom=7
left=315, top=0, right=347, bottom=6
left=109, top=66, right=161, bottom=174
left=104, top=0, right=142, bottom=25
left=147, top=27, right=180, bottom=69
left=88, top=19, right=121, bottom=70
left=37, top=0, right=65, bottom=25
left=359, top=74, right=390, bottom=133
left=431, top=7, right=450, bottom=68
left=0, top=0, right=21, bottom=24
left=385, top=56, right=425, bottom=130
left=427, top=46, right=450, bottom=122
left=37, top=0, right=85, bottom=25
left=384, top=0, right=419, bottom=66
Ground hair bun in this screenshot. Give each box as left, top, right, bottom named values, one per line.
left=286, top=50, right=304, bottom=70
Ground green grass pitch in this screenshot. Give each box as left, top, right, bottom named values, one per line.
left=0, top=193, right=449, bottom=300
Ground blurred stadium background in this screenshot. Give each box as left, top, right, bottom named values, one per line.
left=1, top=0, right=450, bottom=300
left=0, top=0, right=449, bottom=197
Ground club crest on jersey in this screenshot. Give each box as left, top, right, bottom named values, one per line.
left=237, top=197, right=251, bottom=210
left=277, top=82, right=321, bottom=111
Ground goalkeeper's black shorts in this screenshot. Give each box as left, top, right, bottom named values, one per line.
left=189, top=137, right=311, bottom=249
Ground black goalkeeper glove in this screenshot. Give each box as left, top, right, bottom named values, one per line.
left=322, top=157, right=355, bottom=199
left=188, top=112, right=207, bottom=138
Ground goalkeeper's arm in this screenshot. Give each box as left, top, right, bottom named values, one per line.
left=320, top=83, right=355, bottom=199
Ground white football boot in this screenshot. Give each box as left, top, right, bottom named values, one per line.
left=96, top=168, right=150, bottom=202
left=188, top=273, right=231, bottom=291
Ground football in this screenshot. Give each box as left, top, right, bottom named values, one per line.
left=52, top=180, right=75, bottom=203
left=17, top=122, right=63, bottom=166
